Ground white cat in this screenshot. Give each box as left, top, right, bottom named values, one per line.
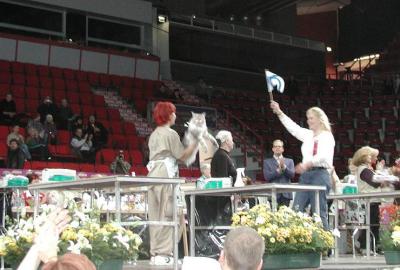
left=183, top=112, right=219, bottom=166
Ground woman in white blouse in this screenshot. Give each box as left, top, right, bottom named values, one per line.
left=270, top=101, right=335, bottom=229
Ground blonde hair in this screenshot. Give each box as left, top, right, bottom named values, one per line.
left=351, top=146, right=379, bottom=167
left=307, top=107, right=332, bottom=132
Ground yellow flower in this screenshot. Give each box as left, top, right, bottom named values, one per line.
left=78, top=229, right=93, bottom=239
left=270, top=237, right=276, bottom=243
left=61, top=227, right=77, bottom=241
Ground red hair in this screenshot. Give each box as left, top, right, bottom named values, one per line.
left=153, top=102, right=176, bottom=126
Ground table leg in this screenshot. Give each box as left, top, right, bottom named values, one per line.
left=366, top=200, right=371, bottom=260
left=271, top=189, right=277, bottom=211
left=315, top=191, right=320, bottom=216
left=334, top=199, right=339, bottom=259
left=2, top=192, right=5, bottom=228
left=115, top=181, right=121, bottom=222
left=173, top=184, right=179, bottom=270
left=190, top=194, right=196, bottom=256
left=33, top=190, right=39, bottom=219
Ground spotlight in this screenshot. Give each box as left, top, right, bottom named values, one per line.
left=243, top=16, right=248, bottom=21
left=157, top=15, right=167, bottom=23
left=256, top=15, right=262, bottom=21
left=192, top=14, right=196, bottom=19
left=326, top=46, right=332, bottom=52
left=230, top=15, right=235, bottom=21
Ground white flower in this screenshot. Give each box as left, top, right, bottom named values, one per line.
left=392, top=231, right=400, bottom=246
left=255, top=216, right=266, bottom=225
left=70, top=220, right=80, bottom=228
left=67, top=240, right=81, bottom=254
left=114, top=233, right=130, bottom=250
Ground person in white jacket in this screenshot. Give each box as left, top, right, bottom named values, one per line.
left=270, top=101, right=335, bottom=230
left=70, top=128, right=95, bottom=162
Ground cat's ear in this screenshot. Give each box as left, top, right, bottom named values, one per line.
left=191, top=111, right=195, bottom=117
left=201, top=112, right=206, bottom=117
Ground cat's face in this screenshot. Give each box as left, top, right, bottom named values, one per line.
left=190, top=112, right=206, bottom=126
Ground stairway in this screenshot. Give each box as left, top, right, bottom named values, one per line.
left=93, top=88, right=153, bottom=137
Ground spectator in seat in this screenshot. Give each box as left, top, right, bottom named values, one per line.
left=57, top=98, right=74, bottom=130
left=70, top=128, right=95, bottom=163
left=37, top=96, right=58, bottom=123
left=6, top=139, right=25, bottom=169
left=71, top=115, right=84, bottom=133
left=110, top=150, right=131, bottom=174
left=219, top=227, right=265, bottom=270
left=7, top=124, right=31, bottom=160
left=43, top=114, right=57, bottom=145
left=86, top=115, right=108, bottom=150
left=0, top=93, right=16, bottom=125
left=26, top=127, right=50, bottom=160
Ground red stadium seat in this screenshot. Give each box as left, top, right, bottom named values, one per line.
left=11, top=62, right=24, bottom=73
left=108, top=109, right=120, bottom=121
left=129, top=150, right=143, bottom=165
left=99, top=149, right=116, bottom=164
left=47, top=162, right=64, bottom=169
left=0, top=143, right=7, bottom=160
left=110, top=75, right=123, bottom=87
left=40, top=88, right=52, bottom=100
left=38, top=66, right=50, bottom=77
left=111, top=122, right=123, bottom=135
left=63, top=163, right=80, bottom=171
left=0, top=72, right=11, bottom=84
left=31, top=161, right=48, bottom=170
left=58, top=130, right=71, bottom=144
left=63, top=69, right=75, bottom=80
left=76, top=71, right=87, bottom=82
left=87, top=72, right=99, bottom=85
left=95, top=164, right=110, bottom=173
left=50, top=67, right=63, bottom=78
left=99, top=74, right=111, bottom=87
left=53, top=90, right=66, bottom=103
left=25, top=87, right=40, bottom=100
left=40, top=77, right=53, bottom=89
left=13, top=74, right=25, bottom=85
left=25, top=100, right=39, bottom=114
left=10, top=85, right=25, bottom=98
left=122, top=77, right=134, bottom=88
left=53, top=78, right=66, bottom=91
left=26, top=76, right=39, bottom=87
left=0, top=60, right=10, bottom=72
left=80, top=95, right=93, bottom=106
left=94, top=108, right=108, bottom=121
left=80, top=163, right=95, bottom=172
left=78, top=82, right=91, bottom=92
left=112, top=134, right=128, bottom=149
left=93, top=95, right=105, bottom=107
left=124, top=123, right=136, bottom=135
left=132, top=166, right=148, bottom=176
left=66, top=80, right=79, bottom=92
left=67, top=92, right=80, bottom=104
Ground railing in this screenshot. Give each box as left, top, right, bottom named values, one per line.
left=217, top=108, right=264, bottom=168
left=170, top=13, right=325, bottom=52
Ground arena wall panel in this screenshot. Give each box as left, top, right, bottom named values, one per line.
left=50, top=46, right=80, bottom=70
left=109, top=55, right=135, bottom=77
left=0, top=37, right=16, bottom=61
left=17, top=41, right=48, bottom=65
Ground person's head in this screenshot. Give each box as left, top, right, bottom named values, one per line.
left=200, top=163, right=211, bottom=178
left=61, top=98, right=68, bottom=107
left=117, top=150, right=124, bottom=160
left=153, top=101, right=176, bottom=126
left=9, top=139, right=19, bottom=150
left=5, top=93, right=12, bottom=102
left=272, top=139, right=284, bottom=157
left=306, top=107, right=331, bottom=133
left=75, top=128, right=83, bottom=138
left=11, top=124, right=20, bottom=133
left=28, top=127, right=38, bottom=137
left=46, top=114, right=54, bottom=123
left=351, top=146, right=379, bottom=167
left=75, top=116, right=83, bottom=124
left=219, top=227, right=265, bottom=270
left=216, top=130, right=234, bottom=152
left=89, top=115, right=96, bottom=124
left=44, top=96, right=52, bottom=104
left=42, top=253, right=96, bottom=270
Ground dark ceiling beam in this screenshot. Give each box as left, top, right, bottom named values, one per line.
left=245, top=0, right=296, bottom=15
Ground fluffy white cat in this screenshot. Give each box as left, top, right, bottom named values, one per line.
left=183, top=112, right=218, bottom=166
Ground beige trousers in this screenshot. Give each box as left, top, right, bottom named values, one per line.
left=148, top=184, right=183, bottom=256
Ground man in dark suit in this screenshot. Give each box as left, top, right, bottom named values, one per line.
left=263, top=139, right=295, bottom=207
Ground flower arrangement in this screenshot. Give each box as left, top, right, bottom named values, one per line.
left=380, top=205, right=400, bottom=251
left=232, top=204, right=334, bottom=254
left=0, top=206, right=142, bottom=268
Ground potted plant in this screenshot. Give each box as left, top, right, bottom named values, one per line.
left=232, top=204, right=334, bottom=270
left=380, top=205, right=400, bottom=265
left=0, top=208, right=142, bottom=270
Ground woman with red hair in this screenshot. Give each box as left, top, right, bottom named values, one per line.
left=147, top=101, right=198, bottom=266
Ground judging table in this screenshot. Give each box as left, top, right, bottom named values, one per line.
left=185, top=183, right=326, bottom=256
left=328, top=191, right=400, bottom=260
left=28, top=176, right=184, bottom=270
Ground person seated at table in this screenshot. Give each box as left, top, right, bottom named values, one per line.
left=6, top=139, right=26, bottom=169
left=196, top=163, right=211, bottom=189
left=351, top=146, right=393, bottom=253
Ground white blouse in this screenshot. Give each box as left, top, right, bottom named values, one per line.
left=279, top=113, right=335, bottom=169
